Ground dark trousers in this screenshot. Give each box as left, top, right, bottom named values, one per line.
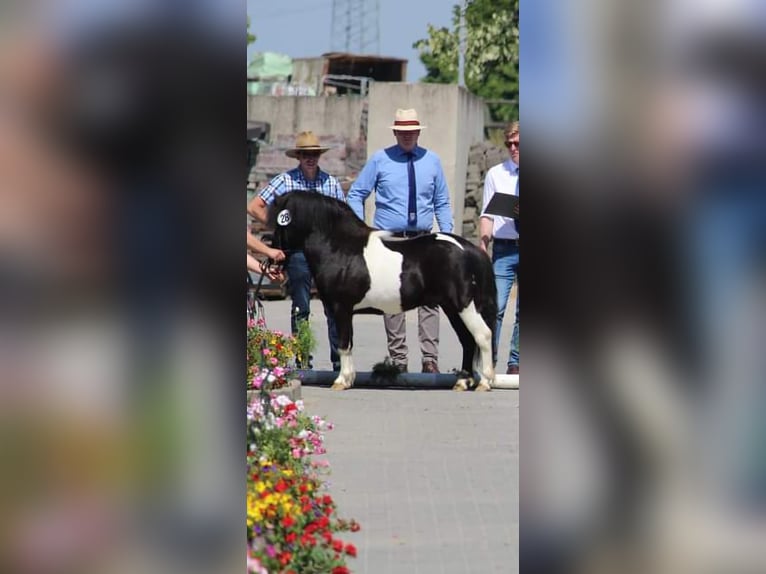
left=285, top=251, right=340, bottom=366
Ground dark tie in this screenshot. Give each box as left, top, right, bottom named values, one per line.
left=407, top=152, right=417, bottom=227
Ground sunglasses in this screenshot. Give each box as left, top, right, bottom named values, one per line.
left=505, top=140, right=520, bottom=149
left=298, top=152, right=321, bottom=159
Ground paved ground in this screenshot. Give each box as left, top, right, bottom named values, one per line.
left=258, top=287, right=517, bottom=374
left=260, top=298, right=519, bottom=574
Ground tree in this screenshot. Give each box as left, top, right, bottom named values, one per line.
left=413, top=0, right=518, bottom=123
left=247, top=16, right=256, bottom=47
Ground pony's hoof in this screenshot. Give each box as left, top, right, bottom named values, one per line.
left=331, top=381, right=348, bottom=391
left=475, top=381, right=492, bottom=392
left=453, top=379, right=470, bottom=392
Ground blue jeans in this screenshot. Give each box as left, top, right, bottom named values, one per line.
left=492, top=240, right=519, bottom=368
left=285, top=251, right=340, bottom=366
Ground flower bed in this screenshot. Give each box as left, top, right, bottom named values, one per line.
left=247, top=317, right=312, bottom=391
left=247, top=394, right=359, bottom=573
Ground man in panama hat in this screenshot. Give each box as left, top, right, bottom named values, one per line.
left=248, top=131, right=344, bottom=370
left=347, top=109, right=454, bottom=374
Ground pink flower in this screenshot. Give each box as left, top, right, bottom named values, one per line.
left=269, top=357, right=279, bottom=366
left=262, top=348, right=271, bottom=356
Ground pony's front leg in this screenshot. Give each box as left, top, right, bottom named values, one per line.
left=331, top=347, right=356, bottom=390
left=330, top=308, right=355, bottom=390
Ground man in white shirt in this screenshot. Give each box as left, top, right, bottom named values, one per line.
left=479, top=122, right=520, bottom=374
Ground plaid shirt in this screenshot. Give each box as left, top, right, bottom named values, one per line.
left=258, top=167, right=345, bottom=205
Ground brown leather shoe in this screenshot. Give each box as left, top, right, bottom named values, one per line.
left=506, top=364, right=519, bottom=375
left=422, top=361, right=440, bottom=374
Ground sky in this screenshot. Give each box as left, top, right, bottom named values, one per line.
left=247, top=0, right=457, bottom=82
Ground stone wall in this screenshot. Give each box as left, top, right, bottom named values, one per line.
left=461, top=141, right=506, bottom=239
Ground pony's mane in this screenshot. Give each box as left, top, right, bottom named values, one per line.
left=272, top=192, right=369, bottom=237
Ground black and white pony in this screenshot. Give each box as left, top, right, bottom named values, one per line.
left=268, top=192, right=498, bottom=391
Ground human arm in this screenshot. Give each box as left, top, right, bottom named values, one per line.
left=247, top=232, right=285, bottom=262
left=248, top=174, right=283, bottom=223
left=432, top=160, right=453, bottom=233
left=479, top=216, right=494, bottom=254
left=247, top=233, right=285, bottom=281
left=247, top=195, right=269, bottom=224
left=478, top=168, right=496, bottom=253
left=346, top=157, right=378, bottom=220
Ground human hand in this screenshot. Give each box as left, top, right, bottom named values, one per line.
left=260, top=260, right=285, bottom=281
left=267, top=248, right=286, bottom=262
left=512, top=203, right=519, bottom=217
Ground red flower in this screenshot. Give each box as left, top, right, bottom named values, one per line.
left=300, top=533, right=317, bottom=546
left=322, top=495, right=333, bottom=506
left=317, top=516, right=330, bottom=529
left=345, top=543, right=357, bottom=557
left=284, top=403, right=297, bottom=414
left=275, top=479, right=288, bottom=493
left=332, top=567, right=350, bottom=574
left=282, top=515, right=295, bottom=528
left=350, top=520, right=361, bottom=532
left=278, top=551, right=292, bottom=566
left=285, top=532, right=297, bottom=544
left=332, top=539, right=344, bottom=553
left=321, top=530, right=333, bottom=543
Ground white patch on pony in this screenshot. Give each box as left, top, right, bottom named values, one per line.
left=353, top=231, right=404, bottom=314
left=276, top=209, right=291, bottom=226
left=435, top=233, right=464, bottom=250
left=458, top=301, right=495, bottom=389
left=331, top=347, right=355, bottom=390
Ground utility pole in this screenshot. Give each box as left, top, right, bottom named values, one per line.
left=457, top=0, right=467, bottom=87
left=330, top=0, right=381, bottom=54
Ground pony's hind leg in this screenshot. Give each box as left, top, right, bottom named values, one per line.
left=444, top=308, right=477, bottom=391
left=331, top=308, right=355, bottom=390
left=459, top=302, right=495, bottom=391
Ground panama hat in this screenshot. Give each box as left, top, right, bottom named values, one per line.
left=285, top=131, right=331, bottom=158
left=389, top=108, right=427, bottom=131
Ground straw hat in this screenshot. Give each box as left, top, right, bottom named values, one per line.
left=389, top=108, right=427, bottom=131
left=285, top=131, right=331, bottom=158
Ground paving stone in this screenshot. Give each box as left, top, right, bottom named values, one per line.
left=260, top=298, right=519, bottom=573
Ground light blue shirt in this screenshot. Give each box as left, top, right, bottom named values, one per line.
left=347, top=145, right=453, bottom=233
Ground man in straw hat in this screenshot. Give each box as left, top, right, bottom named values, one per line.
left=248, top=131, right=345, bottom=370
left=347, top=109, right=454, bottom=374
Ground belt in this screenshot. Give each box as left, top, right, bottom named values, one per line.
left=494, top=237, right=519, bottom=246
left=391, top=230, right=431, bottom=238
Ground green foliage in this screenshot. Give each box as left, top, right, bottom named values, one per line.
left=413, top=0, right=518, bottom=122
left=294, top=318, right=316, bottom=368
left=247, top=16, right=256, bottom=46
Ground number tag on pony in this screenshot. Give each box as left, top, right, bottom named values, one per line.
left=277, top=209, right=291, bottom=226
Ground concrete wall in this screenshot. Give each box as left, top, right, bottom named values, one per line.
left=247, top=95, right=366, bottom=142
left=246, top=85, right=486, bottom=236
left=365, top=83, right=485, bottom=234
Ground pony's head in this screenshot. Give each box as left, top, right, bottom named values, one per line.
left=268, top=191, right=359, bottom=251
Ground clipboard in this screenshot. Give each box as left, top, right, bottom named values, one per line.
left=484, top=193, right=519, bottom=219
